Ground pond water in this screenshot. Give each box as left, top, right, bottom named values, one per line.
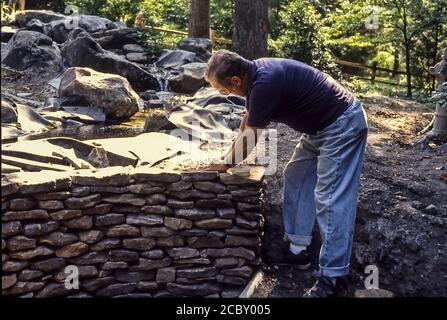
left=17, top=124, right=144, bottom=142
left=2, top=111, right=149, bottom=144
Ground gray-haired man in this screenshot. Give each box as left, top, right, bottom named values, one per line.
left=204, top=50, right=368, bottom=297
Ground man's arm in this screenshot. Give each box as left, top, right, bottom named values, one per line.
left=205, top=111, right=264, bottom=172
left=239, top=111, right=249, bottom=132
left=223, top=127, right=259, bottom=166
left=228, top=111, right=249, bottom=151
left=223, top=112, right=263, bottom=167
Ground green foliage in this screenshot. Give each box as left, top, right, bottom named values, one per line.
left=1, top=1, right=17, bottom=25
left=210, top=0, right=234, bottom=38
left=100, top=0, right=140, bottom=25
left=139, top=0, right=189, bottom=29
left=369, top=51, right=395, bottom=70
left=135, top=27, right=164, bottom=58
left=268, top=0, right=282, bottom=39
left=16, top=0, right=66, bottom=11
left=66, top=0, right=139, bottom=25
left=344, top=77, right=421, bottom=97
left=377, top=0, right=446, bottom=95
left=323, top=0, right=380, bottom=63
left=65, top=0, right=108, bottom=15
left=268, top=0, right=336, bottom=73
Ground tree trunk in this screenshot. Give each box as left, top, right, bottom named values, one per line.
left=392, top=49, right=400, bottom=80
left=431, top=23, right=440, bottom=91
left=402, top=8, right=412, bottom=97
left=232, top=0, right=269, bottom=60
left=188, top=0, right=210, bottom=39
left=404, top=41, right=412, bottom=97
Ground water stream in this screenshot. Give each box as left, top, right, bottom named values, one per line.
left=2, top=112, right=149, bottom=144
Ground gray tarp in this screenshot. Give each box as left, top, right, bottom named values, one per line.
left=168, top=105, right=237, bottom=143
left=167, top=88, right=246, bottom=143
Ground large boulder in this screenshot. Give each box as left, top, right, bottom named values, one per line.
left=66, top=28, right=90, bottom=42
left=24, top=18, right=71, bottom=44
left=14, top=10, right=65, bottom=27
left=123, top=44, right=145, bottom=53
left=2, top=30, right=62, bottom=73
left=59, top=67, right=142, bottom=120
left=77, top=15, right=124, bottom=33
left=48, top=19, right=74, bottom=43
left=61, top=36, right=160, bottom=92
left=15, top=10, right=123, bottom=30
left=91, top=28, right=140, bottom=49
left=169, top=62, right=207, bottom=94
left=177, top=38, right=212, bottom=62
left=24, top=18, right=46, bottom=34
left=155, top=49, right=198, bottom=70
left=125, top=52, right=149, bottom=64
left=123, top=44, right=149, bottom=63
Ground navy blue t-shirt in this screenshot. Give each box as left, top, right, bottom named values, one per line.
left=245, top=58, right=354, bottom=135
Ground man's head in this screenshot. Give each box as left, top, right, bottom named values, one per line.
left=205, top=49, right=250, bottom=96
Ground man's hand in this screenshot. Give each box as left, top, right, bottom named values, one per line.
left=202, top=163, right=230, bottom=173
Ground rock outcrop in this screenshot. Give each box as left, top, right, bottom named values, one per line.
left=2, top=30, right=62, bottom=74
left=14, top=10, right=66, bottom=27
left=177, top=38, right=212, bottom=62
left=61, top=35, right=160, bottom=92
left=23, top=14, right=125, bottom=44
left=169, top=62, right=207, bottom=94
left=91, top=28, right=140, bottom=50
left=155, top=49, right=198, bottom=70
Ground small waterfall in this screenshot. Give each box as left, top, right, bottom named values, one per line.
left=156, top=76, right=168, bottom=92
left=148, top=64, right=173, bottom=92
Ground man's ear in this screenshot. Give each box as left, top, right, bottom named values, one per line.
left=231, top=76, right=242, bottom=86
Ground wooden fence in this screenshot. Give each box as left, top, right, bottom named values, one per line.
left=7, top=0, right=25, bottom=10
left=148, top=26, right=231, bottom=46
left=334, top=58, right=428, bottom=91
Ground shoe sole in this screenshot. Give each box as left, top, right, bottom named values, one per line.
left=293, top=262, right=312, bottom=271
left=276, top=262, right=312, bottom=270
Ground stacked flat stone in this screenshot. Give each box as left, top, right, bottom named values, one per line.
left=1, top=166, right=265, bottom=298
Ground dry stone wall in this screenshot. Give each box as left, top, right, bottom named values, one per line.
left=1, top=166, right=265, bottom=298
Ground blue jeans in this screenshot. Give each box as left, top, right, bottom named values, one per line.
left=282, top=99, right=368, bottom=277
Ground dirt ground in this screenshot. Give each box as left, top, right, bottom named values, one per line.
left=1, top=66, right=57, bottom=104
